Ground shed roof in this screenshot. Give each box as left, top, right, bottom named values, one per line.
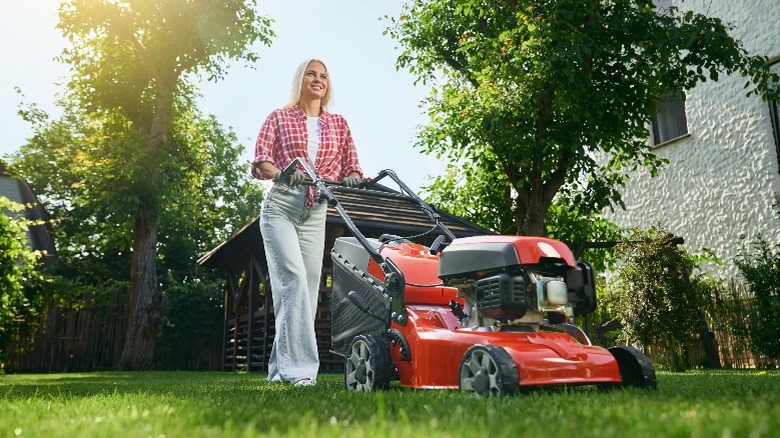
left=0, top=161, right=57, bottom=263
left=197, top=184, right=492, bottom=269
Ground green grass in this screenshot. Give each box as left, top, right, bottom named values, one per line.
left=1, top=370, right=778, bottom=437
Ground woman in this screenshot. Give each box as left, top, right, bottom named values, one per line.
left=252, top=59, right=363, bottom=386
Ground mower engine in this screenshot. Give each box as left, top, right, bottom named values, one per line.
left=438, top=235, right=596, bottom=327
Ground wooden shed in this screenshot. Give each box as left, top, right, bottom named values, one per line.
left=0, top=161, right=56, bottom=264
left=197, top=184, right=492, bottom=373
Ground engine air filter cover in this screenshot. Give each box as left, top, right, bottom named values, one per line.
left=476, top=273, right=527, bottom=319
left=540, top=279, right=568, bottom=306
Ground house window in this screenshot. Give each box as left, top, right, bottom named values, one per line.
left=649, top=1, right=686, bottom=146
left=770, top=62, right=780, bottom=173
left=653, top=0, right=672, bottom=14
left=651, top=92, right=689, bottom=145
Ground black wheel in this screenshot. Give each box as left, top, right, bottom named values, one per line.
left=459, top=344, right=519, bottom=396
left=345, top=335, right=390, bottom=392
left=609, top=346, right=657, bottom=389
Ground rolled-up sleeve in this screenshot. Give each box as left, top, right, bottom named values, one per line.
left=252, top=112, right=278, bottom=180
left=335, top=115, right=363, bottom=178
left=338, top=119, right=362, bottom=179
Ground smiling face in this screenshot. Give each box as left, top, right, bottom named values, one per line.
left=299, top=61, right=329, bottom=103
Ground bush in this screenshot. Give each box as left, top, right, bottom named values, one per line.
left=612, top=225, right=702, bottom=371
left=734, top=237, right=780, bottom=365
left=0, top=196, right=44, bottom=366
left=156, top=280, right=223, bottom=370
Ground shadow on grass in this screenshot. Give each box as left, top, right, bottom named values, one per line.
left=0, top=371, right=346, bottom=400
left=1, top=369, right=777, bottom=403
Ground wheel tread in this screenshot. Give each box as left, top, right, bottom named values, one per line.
left=608, top=346, right=657, bottom=389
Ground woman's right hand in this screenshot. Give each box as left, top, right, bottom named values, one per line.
left=275, top=169, right=305, bottom=187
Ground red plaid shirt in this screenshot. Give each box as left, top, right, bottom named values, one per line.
left=253, top=105, right=363, bottom=207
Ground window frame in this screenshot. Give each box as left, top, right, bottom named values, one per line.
left=651, top=92, right=689, bottom=146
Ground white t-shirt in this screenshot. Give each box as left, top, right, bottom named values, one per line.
left=306, top=116, right=320, bottom=166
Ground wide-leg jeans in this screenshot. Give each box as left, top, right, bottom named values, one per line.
left=260, top=184, right=326, bottom=383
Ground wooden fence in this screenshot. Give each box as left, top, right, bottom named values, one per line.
left=687, top=278, right=779, bottom=369
left=9, top=290, right=127, bottom=372
left=7, top=277, right=777, bottom=372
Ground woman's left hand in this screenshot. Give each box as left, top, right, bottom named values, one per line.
left=340, top=176, right=362, bottom=188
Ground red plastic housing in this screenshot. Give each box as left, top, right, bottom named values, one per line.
left=364, top=238, right=621, bottom=389
left=368, top=242, right=459, bottom=305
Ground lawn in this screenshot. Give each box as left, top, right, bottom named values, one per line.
left=1, top=370, right=778, bottom=437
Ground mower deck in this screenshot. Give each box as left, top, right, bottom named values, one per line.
left=391, top=305, right=621, bottom=389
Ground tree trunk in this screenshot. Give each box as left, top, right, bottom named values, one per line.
left=119, top=75, right=175, bottom=370
left=523, top=190, right=548, bottom=237
left=516, top=180, right=561, bottom=237
left=120, top=210, right=162, bottom=370
left=516, top=81, right=566, bottom=237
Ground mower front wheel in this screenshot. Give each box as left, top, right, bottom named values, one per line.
left=345, top=335, right=391, bottom=392
left=608, top=346, right=657, bottom=389
left=459, top=344, right=519, bottom=396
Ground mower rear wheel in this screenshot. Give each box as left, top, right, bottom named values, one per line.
left=609, top=346, right=657, bottom=389
left=459, top=344, right=519, bottom=396
left=345, top=335, right=390, bottom=392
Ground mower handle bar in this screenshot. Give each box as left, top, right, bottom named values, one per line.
left=279, top=159, right=386, bottom=266
left=281, top=158, right=414, bottom=324
left=364, top=169, right=457, bottom=242
left=280, top=158, right=457, bottom=243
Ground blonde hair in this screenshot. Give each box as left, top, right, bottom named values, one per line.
left=284, top=59, right=333, bottom=109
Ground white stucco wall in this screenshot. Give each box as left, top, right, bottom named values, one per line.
left=604, top=0, right=780, bottom=278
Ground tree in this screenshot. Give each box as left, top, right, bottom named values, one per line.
left=388, top=0, right=779, bottom=236
left=425, top=161, right=621, bottom=270
left=12, top=96, right=265, bottom=281
left=9, top=89, right=266, bottom=368
left=50, top=0, right=273, bottom=369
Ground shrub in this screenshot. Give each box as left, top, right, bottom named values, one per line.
left=0, top=196, right=44, bottom=366
left=156, top=280, right=223, bottom=370
left=734, top=237, right=780, bottom=365
left=612, top=225, right=702, bottom=371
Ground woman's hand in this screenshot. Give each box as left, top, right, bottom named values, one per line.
left=275, top=169, right=305, bottom=187
left=340, top=176, right=361, bottom=188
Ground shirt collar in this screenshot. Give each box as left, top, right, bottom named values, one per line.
left=292, top=104, right=331, bottom=125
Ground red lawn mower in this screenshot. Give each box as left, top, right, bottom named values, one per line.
left=286, top=159, right=656, bottom=396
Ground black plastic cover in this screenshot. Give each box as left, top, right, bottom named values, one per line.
left=567, top=261, right=597, bottom=315
left=438, top=241, right=520, bottom=279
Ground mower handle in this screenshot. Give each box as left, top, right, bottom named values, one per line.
left=364, top=169, right=457, bottom=242
left=299, top=177, right=367, bottom=188
left=280, top=157, right=461, bottom=326
left=278, top=158, right=384, bottom=265
left=279, top=158, right=456, bottom=243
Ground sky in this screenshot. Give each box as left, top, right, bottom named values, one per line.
left=0, top=0, right=444, bottom=193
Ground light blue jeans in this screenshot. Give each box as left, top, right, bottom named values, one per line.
left=260, top=183, right=326, bottom=383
